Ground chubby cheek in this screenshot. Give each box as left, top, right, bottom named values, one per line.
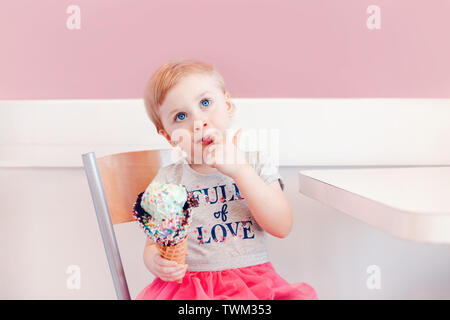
left=214, top=108, right=231, bottom=128
left=181, top=140, right=194, bottom=155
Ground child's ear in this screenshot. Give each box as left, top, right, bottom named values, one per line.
left=224, top=91, right=235, bottom=117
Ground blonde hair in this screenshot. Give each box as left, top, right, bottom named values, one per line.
left=143, top=59, right=232, bottom=134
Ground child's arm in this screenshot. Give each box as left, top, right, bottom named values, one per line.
left=204, top=130, right=293, bottom=238
left=143, top=237, right=188, bottom=281
left=232, top=165, right=293, bottom=238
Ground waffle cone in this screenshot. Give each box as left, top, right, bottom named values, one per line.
left=156, top=237, right=188, bottom=284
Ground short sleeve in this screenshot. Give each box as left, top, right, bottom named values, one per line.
left=251, top=151, right=285, bottom=191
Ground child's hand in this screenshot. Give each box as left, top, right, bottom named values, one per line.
left=145, top=247, right=188, bottom=282
left=203, top=128, right=250, bottom=178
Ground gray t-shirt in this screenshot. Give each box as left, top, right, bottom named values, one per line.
left=150, top=151, right=285, bottom=271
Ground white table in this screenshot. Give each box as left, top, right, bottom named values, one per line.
left=298, top=166, right=450, bottom=244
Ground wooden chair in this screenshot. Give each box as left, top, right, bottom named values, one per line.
left=81, top=149, right=173, bottom=300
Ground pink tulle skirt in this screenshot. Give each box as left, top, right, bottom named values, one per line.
left=135, top=262, right=318, bottom=300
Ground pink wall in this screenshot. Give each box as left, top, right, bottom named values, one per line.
left=1, top=0, right=449, bottom=99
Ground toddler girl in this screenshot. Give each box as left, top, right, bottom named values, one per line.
left=135, top=59, right=318, bottom=300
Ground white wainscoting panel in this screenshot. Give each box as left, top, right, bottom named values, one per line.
left=1, top=99, right=449, bottom=167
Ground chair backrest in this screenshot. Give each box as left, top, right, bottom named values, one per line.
left=97, top=149, right=174, bottom=224
left=82, top=148, right=174, bottom=300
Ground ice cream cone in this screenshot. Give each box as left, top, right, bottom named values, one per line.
left=156, top=236, right=188, bottom=283
left=133, top=182, right=199, bottom=284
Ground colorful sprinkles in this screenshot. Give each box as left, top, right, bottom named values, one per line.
left=132, top=184, right=199, bottom=247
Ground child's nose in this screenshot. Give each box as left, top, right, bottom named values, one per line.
left=194, top=121, right=208, bottom=132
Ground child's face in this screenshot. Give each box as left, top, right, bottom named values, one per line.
left=158, top=72, right=235, bottom=163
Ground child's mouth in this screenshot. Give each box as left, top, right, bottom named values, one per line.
left=201, top=136, right=213, bottom=145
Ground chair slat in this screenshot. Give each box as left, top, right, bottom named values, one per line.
left=97, top=149, right=173, bottom=224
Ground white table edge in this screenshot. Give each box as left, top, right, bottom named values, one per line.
left=298, top=171, right=450, bottom=244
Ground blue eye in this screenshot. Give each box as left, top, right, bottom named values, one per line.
left=201, top=98, right=211, bottom=107
left=175, top=112, right=186, bottom=122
